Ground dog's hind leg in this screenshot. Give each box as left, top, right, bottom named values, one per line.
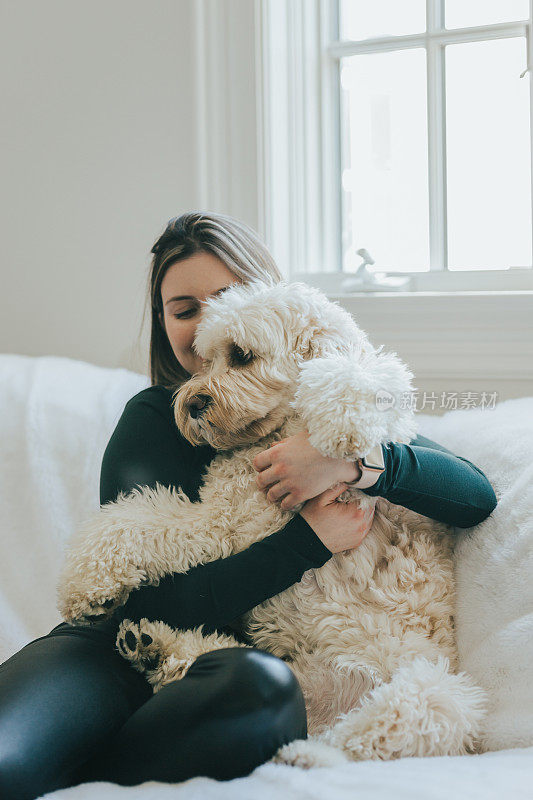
left=116, top=618, right=247, bottom=692
left=318, top=656, right=487, bottom=761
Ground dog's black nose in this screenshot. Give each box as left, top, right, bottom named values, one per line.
left=188, top=395, right=212, bottom=419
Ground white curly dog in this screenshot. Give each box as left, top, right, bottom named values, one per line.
left=57, top=281, right=486, bottom=768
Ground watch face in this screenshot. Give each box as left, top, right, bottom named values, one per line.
left=363, top=444, right=385, bottom=471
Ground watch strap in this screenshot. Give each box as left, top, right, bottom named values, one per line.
left=345, top=443, right=385, bottom=489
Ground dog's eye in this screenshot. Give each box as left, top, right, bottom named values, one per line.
left=231, top=345, right=254, bottom=366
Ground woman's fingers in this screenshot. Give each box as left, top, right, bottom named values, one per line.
left=266, top=481, right=291, bottom=503
left=252, top=439, right=288, bottom=472
left=279, top=494, right=298, bottom=512
left=252, top=449, right=273, bottom=472
left=256, top=466, right=279, bottom=490
left=339, top=498, right=376, bottom=519
left=321, top=483, right=349, bottom=504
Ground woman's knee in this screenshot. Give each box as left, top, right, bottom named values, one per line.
left=189, top=647, right=307, bottom=738
left=78, top=647, right=307, bottom=785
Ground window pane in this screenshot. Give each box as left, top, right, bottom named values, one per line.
left=446, top=38, right=532, bottom=269
left=339, top=0, right=425, bottom=41
left=340, top=49, right=430, bottom=272
left=445, top=0, right=530, bottom=30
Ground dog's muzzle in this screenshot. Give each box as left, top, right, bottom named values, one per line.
left=187, top=395, right=212, bottom=419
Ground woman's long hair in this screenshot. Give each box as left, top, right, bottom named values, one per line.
left=145, top=212, right=283, bottom=388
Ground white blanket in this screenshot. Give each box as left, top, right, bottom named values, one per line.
left=0, top=354, right=148, bottom=658
left=46, top=746, right=533, bottom=800
left=418, top=397, right=533, bottom=752
left=0, top=354, right=531, bottom=799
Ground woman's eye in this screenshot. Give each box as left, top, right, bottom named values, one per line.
left=173, top=308, right=196, bottom=319
left=231, top=345, right=254, bottom=366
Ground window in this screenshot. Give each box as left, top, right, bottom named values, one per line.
left=257, top=0, right=533, bottom=292
left=338, top=0, right=531, bottom=274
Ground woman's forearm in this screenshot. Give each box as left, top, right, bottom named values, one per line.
left=111, top=513, right=332, bottom=635
left=362, top=434, right=497, bottom=528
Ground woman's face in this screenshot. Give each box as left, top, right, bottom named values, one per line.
left=160, top=251, right=242, bottom=377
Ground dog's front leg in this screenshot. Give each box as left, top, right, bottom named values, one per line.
left=290, top=350, right=418, bottom=462
left=57, top=483, right=224, bottom=624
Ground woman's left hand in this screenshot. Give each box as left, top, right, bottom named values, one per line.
left=252, top=430, right=360, bottom=512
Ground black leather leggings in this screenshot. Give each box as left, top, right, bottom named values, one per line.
left=0, top=623, right=306, bottom=800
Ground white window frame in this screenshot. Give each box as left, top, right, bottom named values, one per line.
left=255, top=0, right=533, bottom=294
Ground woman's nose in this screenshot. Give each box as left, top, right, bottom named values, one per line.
left=187, top=395, right=212, bottom=419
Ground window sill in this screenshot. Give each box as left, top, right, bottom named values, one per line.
left=292, top=269, right=533, bottom=295
left=327, top=289, right=533, bottom=299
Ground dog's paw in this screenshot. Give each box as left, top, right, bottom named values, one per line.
left=271, top=739, right=349, bottom=769
left=58, top=566, right=147, bottom=625
left=116, top=620, right=164, bottom=672
left=59, top=584, right=133, bottom=625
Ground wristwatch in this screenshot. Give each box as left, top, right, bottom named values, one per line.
left=345, top=443, right=386, bottom=489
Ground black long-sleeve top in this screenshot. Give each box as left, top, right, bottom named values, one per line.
left=103, top=386, right=497, bottom=641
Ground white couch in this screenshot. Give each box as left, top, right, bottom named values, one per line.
left=1, top=354, right=532, bottom=799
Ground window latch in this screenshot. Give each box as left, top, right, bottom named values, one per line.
left=341, top=248, right=412, bottom=293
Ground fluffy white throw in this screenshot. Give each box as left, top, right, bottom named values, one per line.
left=0, top=354, right=148, bottom=659
left=419, top=396, right=533, bottom=751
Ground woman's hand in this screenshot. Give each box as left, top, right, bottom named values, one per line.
left=252, top=430, right=361, bottom=511
left=299, top=484, right=376, bottom=554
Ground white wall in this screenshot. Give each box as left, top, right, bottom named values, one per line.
left=0, top=0, right=259, bottom=375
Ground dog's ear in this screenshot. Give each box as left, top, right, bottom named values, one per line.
left=292, top=304, right=372, bottom=362
left=294, top=324, right=339, bottom=360
left=294, top=323, right=376, bottom=364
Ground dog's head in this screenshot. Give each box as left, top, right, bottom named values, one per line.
left=173, top=281, right=372, bottom=450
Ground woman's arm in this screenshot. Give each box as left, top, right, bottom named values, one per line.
left=100, top=387, right=332, bottom=636
left=115, top=515, right=330, bottom=636
left=253, top=430, right=498, bottom=530
left=361, top=433, right=498, bottom=528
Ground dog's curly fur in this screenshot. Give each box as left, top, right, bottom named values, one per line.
left=57, top=281, right=487, bottom=767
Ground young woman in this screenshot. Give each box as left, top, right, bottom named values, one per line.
left=0, top=212, right=497, bottom=799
